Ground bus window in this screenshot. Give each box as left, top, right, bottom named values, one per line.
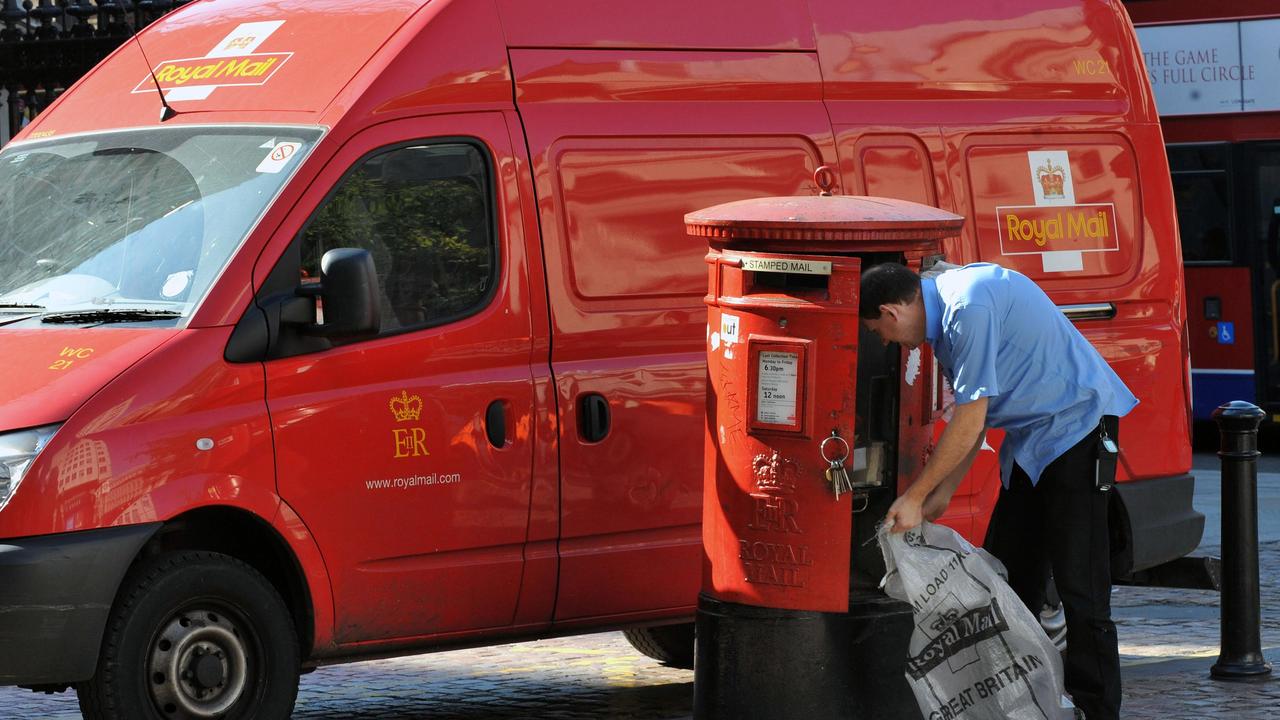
left=1169, top=144, right=1233, bottom=263
left=1256, top=147, right=1280, bottom=270
left=1254, top=147, right=1280, bottom=376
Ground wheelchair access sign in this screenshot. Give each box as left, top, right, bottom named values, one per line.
left=1216, top=321, right=1235, bottom=345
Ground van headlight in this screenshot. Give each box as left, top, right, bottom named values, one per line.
left=0, top=424, right=60, bottom=512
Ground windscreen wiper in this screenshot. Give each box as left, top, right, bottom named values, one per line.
left=0, top=303, right=45, bottom=309
left=42, top=308, right=183, bottom=324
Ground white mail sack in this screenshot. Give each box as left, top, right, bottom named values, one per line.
left=879, top=521, right=1075, bottom=720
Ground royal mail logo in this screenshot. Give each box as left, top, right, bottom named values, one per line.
left=389, top=390, right=423, bottom=423
left=388, top=390, right=429, bottom=458
left=996, top=203, right=1119, bottom=256
left=135, top=53, right=289, bottom=92
left=132, top=20, right=291, bottom=102
left=905, top=600, right=1010, bottom=680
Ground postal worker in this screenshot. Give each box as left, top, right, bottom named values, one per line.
left=860, top=261, right=1136, bottom=720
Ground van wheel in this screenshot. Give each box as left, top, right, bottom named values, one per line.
left=622, top=623, right=695, bottom=669
left=1040, top=577, right=1068, bottom=653
left=77, top=551, right=299, bottom=720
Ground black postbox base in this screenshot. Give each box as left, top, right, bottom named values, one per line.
left=694, top=591, right=921, bottom=720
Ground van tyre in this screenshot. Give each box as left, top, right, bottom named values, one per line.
left=622, top=623, right=695, bottom=669
left=76, top=551, right=300, bottom=720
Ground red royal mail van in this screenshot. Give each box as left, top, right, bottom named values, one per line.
left=0, top=1, right=1196, bottom=717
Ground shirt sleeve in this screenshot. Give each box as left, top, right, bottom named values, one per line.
left=945, top=304, right=1001, bottom=404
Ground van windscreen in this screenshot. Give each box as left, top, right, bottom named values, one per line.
left=0, top=126, right=322, bottom=320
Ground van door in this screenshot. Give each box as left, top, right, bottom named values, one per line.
left=259, top=114, right=538, bottom=643
left=511, top=46, right=838, bottom=620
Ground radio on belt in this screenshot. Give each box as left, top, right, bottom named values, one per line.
left=689, top=168, right=966, bottom=720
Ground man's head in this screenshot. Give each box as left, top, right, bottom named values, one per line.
left=860, top=262, right=926, bottom=348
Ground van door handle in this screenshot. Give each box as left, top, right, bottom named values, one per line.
left=1057, top=303, right=1116, bottom=321
left=578, top=393, right=610, bottom=443
left=485, top=400, right=507, bottom=449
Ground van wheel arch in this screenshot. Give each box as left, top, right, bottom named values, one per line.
left=76, top=550, right=299, bottom=719
left=133, top=507, right=314, bottom=660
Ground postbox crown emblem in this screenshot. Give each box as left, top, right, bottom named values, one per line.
left=752, top=450, right=799, bottom=495
left=1036, top=160, right=1066, bottom=198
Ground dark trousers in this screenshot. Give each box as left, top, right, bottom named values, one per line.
left=983, top=417, right=1121, bottom=720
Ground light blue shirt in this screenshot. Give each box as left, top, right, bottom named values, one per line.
left=921, top=263, right=1137, bottom=487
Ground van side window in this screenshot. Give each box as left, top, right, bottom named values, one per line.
left=299, top=142, right=495, bottom=333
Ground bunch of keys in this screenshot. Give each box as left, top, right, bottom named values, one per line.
left=819, top=430, right=854, bottom=500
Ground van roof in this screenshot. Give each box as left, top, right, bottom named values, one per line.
left=19, top=0, right=1144, bottom=141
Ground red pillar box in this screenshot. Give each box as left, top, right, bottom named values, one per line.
left=692, top=190, right=962, bottom=613
left=689, top=180, right=964, bottom=718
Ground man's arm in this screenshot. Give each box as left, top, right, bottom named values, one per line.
left=885, top=396, right=988, bottom=532
left=922, top=425, right=986, bottom=521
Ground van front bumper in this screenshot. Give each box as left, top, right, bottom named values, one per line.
left=0, top=523, right=159, bottom=686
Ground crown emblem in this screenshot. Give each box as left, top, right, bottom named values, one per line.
left=1036, top=160, right=1066, bottom=198
left=389, top=391, right=423, bottom=422
left=752, top=451, right=799, bottom=495
left=928, top=607, right=960, bottom=633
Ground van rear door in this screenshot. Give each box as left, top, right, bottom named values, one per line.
left=955, top=131, right=1192, bottom=480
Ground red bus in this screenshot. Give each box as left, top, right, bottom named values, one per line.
left=1127, top=1, right=1280, bottom=421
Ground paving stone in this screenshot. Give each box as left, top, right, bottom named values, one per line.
left=2, top=547, right=1276, bottom=717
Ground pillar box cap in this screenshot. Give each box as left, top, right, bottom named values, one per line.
left=686, top=165, right=963, bottom=254
left=687, top=194, right=963, bottom=244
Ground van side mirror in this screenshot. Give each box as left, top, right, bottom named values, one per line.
left=289, top=248, right=381, bottom=339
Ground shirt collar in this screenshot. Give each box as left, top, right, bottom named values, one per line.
left=921, top=277, right=942, bottom=346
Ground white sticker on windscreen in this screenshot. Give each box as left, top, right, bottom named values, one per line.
left=161, top=271, right=193, bottom=298
left=256, top=142, right=301, bottom=173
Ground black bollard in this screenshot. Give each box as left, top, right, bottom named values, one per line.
left=1209, top=401, right=1273, bottom=682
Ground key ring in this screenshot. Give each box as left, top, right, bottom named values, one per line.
left=819, top=431, right=850, bottom=465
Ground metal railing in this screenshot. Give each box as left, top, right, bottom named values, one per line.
left=0, top=0, right=200, bottom=141
left=0, top=0, right=194, bottom=42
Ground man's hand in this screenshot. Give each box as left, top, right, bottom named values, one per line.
left=886, top=478, right=956, bottom=535
left=885, top=490, right=925, bottom=533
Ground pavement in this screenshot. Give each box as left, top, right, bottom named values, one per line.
left=3, top=452, right=1278, bottom=718
left=1110, top=541, right=1280, bottom=718
left=1106, top=451, right=1280, bottom=718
